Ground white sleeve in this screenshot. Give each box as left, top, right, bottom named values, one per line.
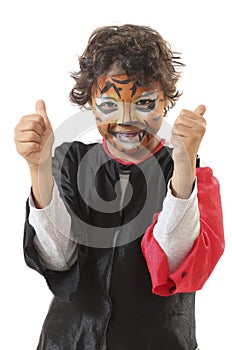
left=29, top=180, right=78, bottom=271
left=153, top=179, right=200, bottom=273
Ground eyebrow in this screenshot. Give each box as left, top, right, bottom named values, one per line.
left=137, top=91, right=159, bottom=98
left=98, top=95, right=117, bottom=99
left=96, top=95, right=119, bottom=102
left=96, top=91, right=159, bottom=101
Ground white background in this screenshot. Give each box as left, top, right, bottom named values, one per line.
left=0, top=0, right=231, bottom=349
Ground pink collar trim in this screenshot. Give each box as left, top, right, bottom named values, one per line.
left=102, top=138, right=166, bottom=165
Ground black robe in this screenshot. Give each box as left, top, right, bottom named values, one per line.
left=24, top=141, right=198, bottom=350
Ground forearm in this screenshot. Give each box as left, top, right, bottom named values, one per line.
left=153, top=179, right=200, bottom=273
left=29, top=180, right=78, bottom=270
left=29, top=159, right=54, bottom=208
left=171, top=160, right=196, bottom=199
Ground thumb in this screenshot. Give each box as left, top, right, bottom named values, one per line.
left=36, top=99, right=48, bottom=118
left=194, top=104, right=206, bottom=116
left=35, top=99, right=52, bottom=129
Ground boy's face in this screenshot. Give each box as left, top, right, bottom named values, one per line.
left=91, top=74, right=167, bottom=156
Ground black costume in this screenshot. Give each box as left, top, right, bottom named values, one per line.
left=23, top=141, right=224, bottom=350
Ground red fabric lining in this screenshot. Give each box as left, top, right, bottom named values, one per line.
left=141, top=167, right=225, bottom=296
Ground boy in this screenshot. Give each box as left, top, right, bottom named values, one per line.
left=14, top=24, right=224, bottom=349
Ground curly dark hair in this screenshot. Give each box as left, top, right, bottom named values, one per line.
left=70, top=24, right=184, bottom=115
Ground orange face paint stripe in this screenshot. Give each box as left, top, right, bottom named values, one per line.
left=94, top=75, right=151, bottom=104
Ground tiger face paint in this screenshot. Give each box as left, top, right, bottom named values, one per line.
left=91, top=74, right=167, bottom=159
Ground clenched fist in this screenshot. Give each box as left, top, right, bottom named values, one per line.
left=14, top=100, right=54, bottom=168
left=171, top=105, right=206, bottom=166
left=171, top=105, right=206, bottom=198
left=14, top=100, right=54, bottom=208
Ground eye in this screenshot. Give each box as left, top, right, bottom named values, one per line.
left=95, top=100, right=118, bottom=114
left=102, top=101, right=117, bottom=109
left=135, top=99, right=157, bottom=111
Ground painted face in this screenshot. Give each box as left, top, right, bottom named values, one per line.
left=92, top=74, right=166, bottom=157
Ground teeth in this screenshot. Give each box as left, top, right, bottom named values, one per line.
left=139, top=132, right=143, bottom=142
left=116, top=131, right=144, bottom=143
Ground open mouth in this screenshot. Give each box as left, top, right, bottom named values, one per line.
left=110, top=130, right=146, bottom=143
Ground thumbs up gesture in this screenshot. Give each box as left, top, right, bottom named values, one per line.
left=171, top=105, right=206, bottom=167
left=171, top=105, right=207, bottom=198
left=14, top=100, right=54, bottom=168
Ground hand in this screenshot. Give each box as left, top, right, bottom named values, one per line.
left=14, top=100, right=54, bottom=208
left=171, top=105, right=206, bottom=168
left=171, top=105, right=206, bottom=198
left=14, top=100, right=54, bottom=168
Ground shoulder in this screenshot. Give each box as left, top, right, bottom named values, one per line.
left=154, top=143, right=173, bottom=164
left=52, top=141, right=103, bottom=183
left=54, top=141, right=100, bottom=160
